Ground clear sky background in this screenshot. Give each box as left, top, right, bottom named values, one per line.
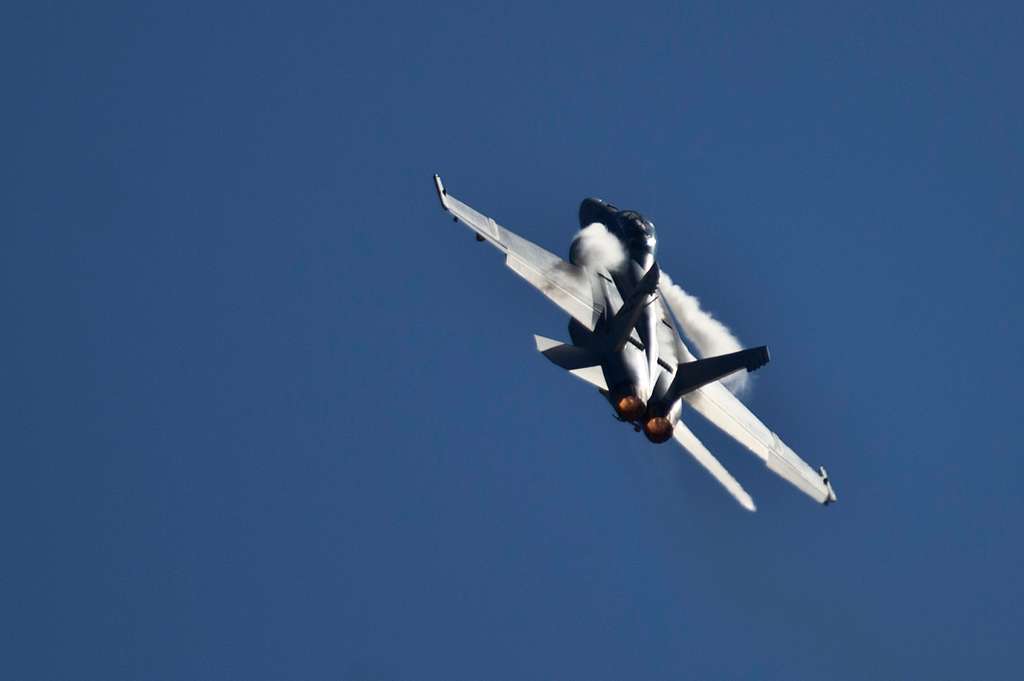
left=4, top=1, right=1023, bottom=679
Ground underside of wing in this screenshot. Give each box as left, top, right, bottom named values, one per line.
left=685, top=382, right=835, bottom=503
left=435, top=175, right=603, bottom=330
left=655, top=293, right=835, bottom=505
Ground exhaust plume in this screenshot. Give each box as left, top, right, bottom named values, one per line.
left=660, top=272, right=750, bottom=396
left=571, top=222, right=625, bottom=272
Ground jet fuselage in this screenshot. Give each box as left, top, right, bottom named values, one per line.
left=570, top=198, right=674, bottom=441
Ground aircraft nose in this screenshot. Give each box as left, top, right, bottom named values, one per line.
left=578, top=197, right=618, bottom=228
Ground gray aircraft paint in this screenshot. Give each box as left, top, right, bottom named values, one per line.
left=434, top=175, right=837, bottom=510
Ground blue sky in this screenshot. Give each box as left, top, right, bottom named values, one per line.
left=4, top=1, right=1023, bottom=679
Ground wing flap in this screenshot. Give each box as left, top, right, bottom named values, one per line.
left=505, top=246, right=599, bottom=330
left=686, top=381, right=833, bottom=504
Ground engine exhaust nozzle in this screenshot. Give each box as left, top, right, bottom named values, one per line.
left=643, top=417, right=674, bottom=444
left=614, top=395, right=645, bottom=422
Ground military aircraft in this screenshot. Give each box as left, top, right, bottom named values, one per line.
left=433, top=175, right=836, bottom=511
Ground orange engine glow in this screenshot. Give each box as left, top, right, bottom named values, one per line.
left=614, top=395, right=645, bottom=422
left=643, top=417, right=674, bottom=443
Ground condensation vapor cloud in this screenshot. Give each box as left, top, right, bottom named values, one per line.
left=571, top=222, right=626, bottom=272
left=660, top=272, right=750, bottom=396
left=570, top=223, right=750, bottom=394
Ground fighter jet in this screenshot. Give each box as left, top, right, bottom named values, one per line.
left=433, top=175, right=837, bottom=511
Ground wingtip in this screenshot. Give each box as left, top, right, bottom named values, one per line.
left=433, top=174, right=448, bottom=209
left=819, top=466, right=838, bottom=505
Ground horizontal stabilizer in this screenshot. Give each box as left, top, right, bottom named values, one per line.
left=665, top=346, right=769, bottom=402
left=534, top=335, right=607, bottom=390
left=534, top=335, right=601, bottom=370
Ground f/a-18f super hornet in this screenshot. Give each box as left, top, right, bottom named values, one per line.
left=433, top=175, right=836, bottom=511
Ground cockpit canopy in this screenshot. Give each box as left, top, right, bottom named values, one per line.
left=578, top=197, right=619, bottom=229
left=616, top=210, right=657, bottom=240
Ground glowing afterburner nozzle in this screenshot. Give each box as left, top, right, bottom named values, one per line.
left=614, top=395, right=645, bottom=422
left=643, top=417, right=674, bottom=443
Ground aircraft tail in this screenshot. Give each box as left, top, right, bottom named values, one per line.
left=534, top=335, right=601, bottom=370
left=664, top=346, right=769, bottom=403
left=534, top=335, right=607, bottom=390
left=606, top=262, right=660, bottom=352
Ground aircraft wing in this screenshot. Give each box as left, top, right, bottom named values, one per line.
left=684, top=381, right=836, bottom=504
left=434, top=175, right=603, bottom=331
left=656, top=292, right=836, bottom=505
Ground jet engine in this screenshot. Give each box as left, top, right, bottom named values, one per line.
left=614, top=394, right=645, bottom=422
left=642, top=416, right=674, bottom=444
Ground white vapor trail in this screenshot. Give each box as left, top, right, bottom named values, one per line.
left=660, top=272, right=750, bottom=396
left=571, top=222, right=626, bottom=272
